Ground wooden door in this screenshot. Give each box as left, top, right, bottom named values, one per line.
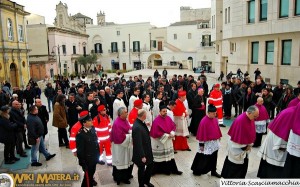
left=123, top=63, right=126, bottom=70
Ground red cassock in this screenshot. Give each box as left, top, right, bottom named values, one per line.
left=172, top=99, right=190, bottom=150
left=208, top=89, right=223, bottom=125
left=128, top=107, right=138, bottom=126
left=69, top=121, right=82, bottom=153
left=93, top=114, right=112, bottom=164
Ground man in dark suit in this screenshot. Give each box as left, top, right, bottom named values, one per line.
left=35, top=99, right=49, bottom=139
left=65, top=93, right=80, bottom=133
left=132, top=109, right=154, bottom=187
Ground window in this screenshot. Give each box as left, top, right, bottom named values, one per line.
left=201, top=35, right=212, bottom=47
left=7, top=19, right=13, bottom=41
left=228, top=7, right=231, bottom=23
left=265, top=41, right=274, bottom=64
left=212, top=16, right=214, bottom=28
left=170, top=61, right=177, bottom=66
left=279, top=0, right=289, bottom=18
left=282, top=40, right=292, bottom=65
left=295, top=0, right=300, bottom=15
left=174, top=34, right=177, bottom=40
left=225, top=8, right=227, bottom=24
left=133, top=41, right=140, bottom=52
left=230, top=42, right=236, bottom=52
left=18, top=25, right=23, bottom=42
left=83, top=46, right=86, bottom=56
left=248, top=0, right=255, bottom=23
left=94, top=43, right=102, bottom=53
left=188, top=33, right=192, bottom=39
left=152, top=40, right=156, bottom=48
left=260, top=0, right=268, bottom=21
left=111, top=42, right=118, bottom=53
left=73, top=46, right=76, bottom=54
left=63, top=63, right=67, bottom=75
left=122, top=41, right=126, bottom=52
left=62, top=45, right=66, bottom=55
left=117, top=31, right=120, bottom=36
left=251, top=42, right=259, bottom=64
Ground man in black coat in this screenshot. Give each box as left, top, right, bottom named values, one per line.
left=23, top=85, right=35, bottom=111
left=35, top=99, right=49, bottom=139
left=65, top=93, right=80, bottom=132
left=9, top=100, right=28, bottom=157
left=132, top=109, right=154, bottom=187
left=76, top=113, right=99, bottom=187
left=0, top=106, right=18, bottom=164
left=44, top=83, right=56, bottom=112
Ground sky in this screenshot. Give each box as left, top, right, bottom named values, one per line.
left=14, top=0, right=211, bottom=27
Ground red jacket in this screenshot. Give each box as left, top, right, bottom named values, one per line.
left=69, top=121, right=82, bottom=153
left=128, top=107, right=138, bottom=126
left=93, top=114, right=111, bottom=142
left=208, top=89, right=223, bottom=108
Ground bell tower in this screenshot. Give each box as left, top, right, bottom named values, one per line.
left=97, top=11, right=106, bottom=26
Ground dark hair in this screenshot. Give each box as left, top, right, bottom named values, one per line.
left=29, top=105, right=37, bottom=113
left=69, top=93, right=75, bottom=97
left=134, top=87, right=140, bottom=92
left=143, top=93, right=150, bottom=99
left=168, top=100, right=176, bottom=106
left=56, top=94, right=66, bottom=105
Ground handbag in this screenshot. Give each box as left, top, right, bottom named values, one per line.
left=28, top=136, right=36, bottom=145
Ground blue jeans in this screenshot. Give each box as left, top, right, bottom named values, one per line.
left=47, top=98, right=53, bottom=112
left=31, top=136, right=50, bottom=163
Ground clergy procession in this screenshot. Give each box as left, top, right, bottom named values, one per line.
left=1, top=69, right=300, bottom=187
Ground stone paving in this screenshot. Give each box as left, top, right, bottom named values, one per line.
left=0, top=69, right=262, bottom=187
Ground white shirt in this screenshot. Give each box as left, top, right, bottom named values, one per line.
left=143, top=102, right=152, bottom=125
left=128, top=94, right=139, bottom=112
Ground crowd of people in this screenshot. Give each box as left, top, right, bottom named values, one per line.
left=0, top=68, right=300, bottom=186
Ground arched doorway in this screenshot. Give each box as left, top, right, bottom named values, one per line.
left=148, top=54, right=162, bottom=69
left=10, top=63, right=18, bottom=87
left=188, top=57, right=193, bottom=69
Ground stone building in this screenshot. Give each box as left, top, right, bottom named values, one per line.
left=0, top=0, right=31, bottom=87
left=211, top=0, right=300, bottom=86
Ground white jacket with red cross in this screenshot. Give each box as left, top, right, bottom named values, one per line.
left=93, top=114, right=111, bottom=142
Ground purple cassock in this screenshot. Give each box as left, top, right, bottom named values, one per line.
left=228, top=112, right=256, bottom=145
left=287, top=97, right=300, bottom=108
left=255, top=104, right=269, bottom=121
left=291, top=102, right=300, bottom=136
left=110, top=117, right=132, bottom=144
left=268, top=106, right=296, bottom=142
left=196, top=115, right=222, bottom=142
left=150, top=115, right=176, bottom=138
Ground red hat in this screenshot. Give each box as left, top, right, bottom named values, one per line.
left=97, top=105, right=106, bottom=112
left=214, top=83, right=220, bottom=88
left=178, top=90, right=186, bottom=97
left=134, top=99, right=143, bottom=107
left=79, top=111, right=91, bottom=121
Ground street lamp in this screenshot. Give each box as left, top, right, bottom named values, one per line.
left=51, top=45, right=62, bottom=75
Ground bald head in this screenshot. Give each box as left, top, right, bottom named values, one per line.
left=12, top=100, right=20, bottom=109
left=257, top=97, right=263, bottom=105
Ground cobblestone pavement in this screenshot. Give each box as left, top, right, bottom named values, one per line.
left=0, top=69, right=262, bottom=187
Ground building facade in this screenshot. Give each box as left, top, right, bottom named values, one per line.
left=0, top=0, right=30, bottom=87
left=211, top=0, right=300, bottom=86
left=87, top=8, right=215, bottom=71
left=26, top=2, right=89, bottom=80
